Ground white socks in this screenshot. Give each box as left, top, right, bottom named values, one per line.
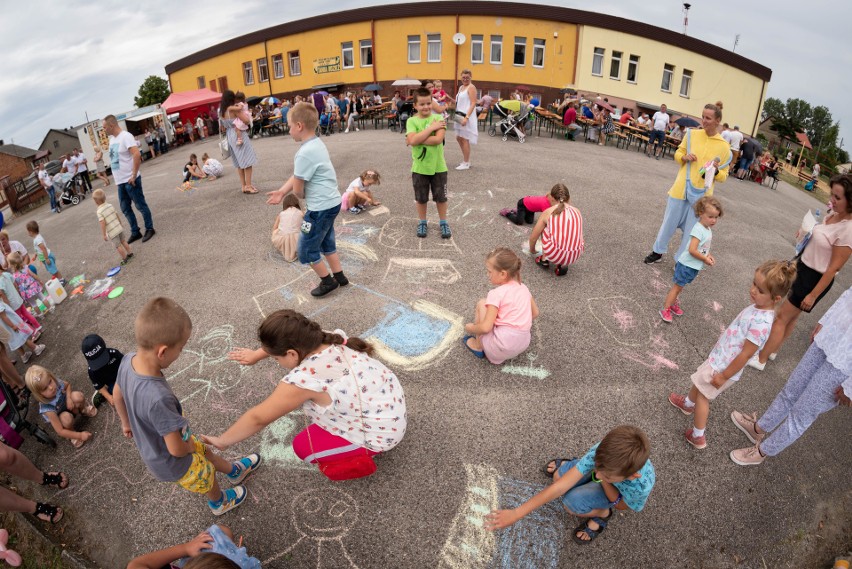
left=692, top=427, right=705, bottom=437
left=684, top=396, right=696, bottom=409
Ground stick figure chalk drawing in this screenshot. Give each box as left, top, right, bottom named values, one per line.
left=379, top=217, right=462, bottom=254
left=259, top=413, right=315, bottom=471
left=263, top=488, right=361, bottom=568
left=167, top=325, right=250, bottom=403
left=439, top=464, right=499, bottom=569
left=382, top=257, right=462, bottom=285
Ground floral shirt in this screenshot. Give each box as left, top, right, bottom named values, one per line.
left=283, top=344, right=407, bottom=452
left=707, top=304, right=774, bottom=381
left=12, top=270, right=41, bottom=301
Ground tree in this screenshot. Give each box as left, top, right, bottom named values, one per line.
left=763, top=97, right=811, bottom=140
left=806, top=106, right=835, bottom=150
left=134, top=76, right=171, bottom=108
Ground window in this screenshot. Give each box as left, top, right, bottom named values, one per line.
left=609, top=51, right=622, bottom=79
left=532, top=38, right=545, bottom=67
left=257, top=58, right=269, bottom=83
left=661, top=63, right=674, bottom=92
left=427, top=34, right=441, bottom=62
left=490, top=35, right=502, bottom=64
left=488, top=89, right=501, bottom=99
left=627, top=55, right=639, bottom=83
left=513, top=37, right=526, bottom=66
left=217, top=77, right=228, bottom=92
left=341, top=41, right=354, bottom=69
left=408, top=35, right=421, bottom=63
left=592, top=47, right=604, bottom=76
left=209, top=80, right=217, bottom=92
left=196, top=76, right=205, bottom=90
left=680, top=69, right=693, bottom=98
left=289, top=51, right=301, bottom=76
left=53, top=140, right=59, bottom=148
left=242, top=62, right=254, bottom=85
left=272, top=54, right=284, bottom=79
left=360, top=39, right=373, bottom=67
left=471, top=34, right=483, bottom=64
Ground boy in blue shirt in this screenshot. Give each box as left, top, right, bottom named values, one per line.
left=486, top=425, right=655, bottom=544
left=266, top=102, right=348, bottom=297
left=406, top=87, right=451, bottom=239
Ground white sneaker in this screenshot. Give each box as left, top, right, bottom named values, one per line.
left=33, top=344, right=46, bottom=357
left=344, top=128, right=349, bottom=134
left=455, top=162, right=470, bottom=170
left=747, top=356, right=766, bottom=371
left=768, top=353, right=777, bottom=361
left=21, top=351, right=32, bottom=364
left=355, top=127, right=360, bottom=132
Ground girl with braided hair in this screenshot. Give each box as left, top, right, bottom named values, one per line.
left=528, top=183, right=585, bottom=276
left=205, top=310, right=406, bottom=473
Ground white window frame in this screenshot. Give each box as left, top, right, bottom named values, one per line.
left=592, top=47, right=604, bottom=76
left=289, top=51, right=301, bottom=76
left=609, top=50, right=622, bottom=80
left=272, top=54, right=284, bottom=79
left=471, top=34, right=484, bottom=64
left=513, top=36, right=526, bottom=66
left=488, top=89, right=501, bottom=99
left=627, top=54, right=639, bottom=84
left=408, top=35, right=421, bottom=63
left=257, top=58, right=269, bottom=83
left=427, top=34, right=442, bottom=63
left=196, top=76, right=205, bottom=90
left=661, top=63, right=674, bottom=93
left=242, top=61, right=254, bottom=85
left=532, top=38, right=545, bottom=68
left=680, top=69, right=693, bottom=98
left=360, top=39, right=373, bottom=67
left=341, top=41, right=354, bottom=69
left=490, top=35, right=502, bottom=64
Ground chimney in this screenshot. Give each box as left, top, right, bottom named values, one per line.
left=0, top=140, right=4, bottom=145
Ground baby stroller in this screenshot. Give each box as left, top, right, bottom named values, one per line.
left=57, top=172, right=85, bottom=207
left=488, top=101, right=530, bottom=143
left=0, top=380, right=56, bottom=449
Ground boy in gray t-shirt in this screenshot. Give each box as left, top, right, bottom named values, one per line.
left=114, top=297, right=261, bottom=516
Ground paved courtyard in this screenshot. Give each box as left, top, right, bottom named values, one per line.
left=5, top=124, right=849, bottom=568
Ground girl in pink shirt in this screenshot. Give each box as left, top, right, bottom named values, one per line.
left=530, top=183, right=585, bottom=276
left=463, top=247, right=539, bottom=364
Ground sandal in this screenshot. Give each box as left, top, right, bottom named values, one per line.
left=82, top=404, right=98, bottom=418
left=242, top=187, right=259, bottom=194
left=542, top=457, right=576, bottom=477
left=535, top=255, right=550, bottom=269
left=572, top=509, right=612, bottom=544
left=33, top=502, right=63, bottom=524
left=461, top=335, right=485, bottom=359
left=42, top=471, right=69, bottom=490
left=71, top=438, right=87, bottom=450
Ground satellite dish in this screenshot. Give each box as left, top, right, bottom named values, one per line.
left=452, top=33, right=466, bottom=45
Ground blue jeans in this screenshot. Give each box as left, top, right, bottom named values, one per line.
left=117, top=175, right=153, bottom=235
left=556, top=459, right=614, bottom=514
left=47, top=187, right=57, bottom=211
left=298, top=205, right=340, bottom=265
left=673, top=261, right=700, bottom=287
left=652, top=196, right=698, bottom=260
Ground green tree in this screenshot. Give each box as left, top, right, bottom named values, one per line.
left=763, top=97, right=812, bottom=140
left=134, top=75, right=171, bottom=108
left=806, top=106, right=836, bottom=150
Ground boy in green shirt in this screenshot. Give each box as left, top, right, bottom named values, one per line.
left=405, top=87, right=451, bottom=238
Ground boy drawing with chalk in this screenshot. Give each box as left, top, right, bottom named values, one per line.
left=114, top=297, right=261, bottom=516
left=486, top=425, right=655, bottom=544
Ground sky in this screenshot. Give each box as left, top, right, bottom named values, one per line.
left=1, top=0, right=849, bottom=153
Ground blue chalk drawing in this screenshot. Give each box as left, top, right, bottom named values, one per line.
left=364, top=304, right=452, bottom=357
left=495, top=477, right=565, bottom=569
left=278, top=287, right=294, bottom=300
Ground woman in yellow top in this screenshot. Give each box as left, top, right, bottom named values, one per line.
left=644, top=102, right=732, bottom=264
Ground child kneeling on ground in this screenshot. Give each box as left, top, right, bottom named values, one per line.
left=82, top=333, right=123, bottom=407
left=26, top=365, right=96, bottom=449
left=127, top=524, right=260, bottom=568
left=486, top=425, right=655, bottom=544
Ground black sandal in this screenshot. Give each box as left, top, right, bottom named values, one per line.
left=33, top=502, right=63, bottom=523
left=572, top=509, right=612, bottom=544
left=542, top=457, right=576, bottom=477
left=42, top=471, right=69, bottom=489
left=535, top=255, right=550, bottom=269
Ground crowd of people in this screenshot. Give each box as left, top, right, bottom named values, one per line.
left=1, top=70, right=849, bottom=568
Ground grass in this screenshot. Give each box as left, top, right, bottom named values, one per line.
left=0, top=512, right=68, bottom=569
left=776, top=168, right=830, bottom=205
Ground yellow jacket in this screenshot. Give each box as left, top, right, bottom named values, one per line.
left=668, top=129, right=732, bottom=200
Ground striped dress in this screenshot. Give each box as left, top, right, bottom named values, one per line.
left=220, top=117, right=258, bottom=170
left=541, top=205, right=585, bottom=266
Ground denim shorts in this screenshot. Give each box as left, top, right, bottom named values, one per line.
left=298, top=204, right=341, bottom=265
left=673, top=261, right=700, bottom=287
left=556, top=458, right=614, bottom=514
left=648, top=129, right=666, bottom=146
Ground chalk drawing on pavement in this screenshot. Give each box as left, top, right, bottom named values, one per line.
left=501, top=323, right=550, bottom=379
left=258, top=413, right=315, bottom=471
left=382, top=257, right=461, bottom=285
left=379, top=218, right=462, bottom=254
left=252, top=270, right=315, bottom=318
left=168, top=325, right=251, bottom=403
left=438, top=463, right=499, bottom=569
left=263, top=488, right=361, bottom=568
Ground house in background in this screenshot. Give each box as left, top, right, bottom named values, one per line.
left=0, top=141, right=49, bottom=181
left=39, top=127, right=83, bottom=162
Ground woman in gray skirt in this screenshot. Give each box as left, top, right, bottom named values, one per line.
left=219, top=90, right=259, bottom=194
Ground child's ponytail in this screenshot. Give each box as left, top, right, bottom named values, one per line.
left=321, top=331, right=374, bottom=356
left=549, top=183, right=570, bottom=216
left=757, top=260, right=798, bottom=300
left=259, top=309, right=373, bottom=361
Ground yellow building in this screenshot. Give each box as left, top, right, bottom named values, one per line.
left=166, top=1, right=770, bottom=134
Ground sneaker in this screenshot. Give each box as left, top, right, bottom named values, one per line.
left=416, top=222, right=427, bottom=238
left=32, top=328, right=43, bottom=341
left=555, top=265, right=568, bottom=277
left=440, top=223, right=452, bottom=239
left=684, top=428, right=707, bottom=449
left=455, top=162, right=470, bottom=170
left=120, top=258, right=130, bottom=266
left=730, top=411, right=764, bottom=444
left=747, top=356, right=766, bottom=371
left=535, top=256, right=550, bottom=269
left=670, top=301, right=684, bottom=316
left=655, top=155, right=661, bottom=160
left=21, top=351, right=32, bottom=364
left=209, top=485, right=247, bottom=516
left=127, top=233, right=143, bottom=244
left=659, top=308, right=673, bottom=323
left=348, top=207, right=362, bottom=214
left=333, top=272, right=349, bottom=286
left=227, top=453, right=262, bottom=484
left=33, top=344, right=46, bottom=357
left=92, top=391, right=106, bottom=408
left=644, top=252, right=663, bottom=264
left=355, top=127, right=360, bottom=132
left=668, top=393, right=695, bottom=415
left=310, top=279, right=339, bottom=298
left=768, top=353, right=777, bottom=361
left=344, top=128, right=349, bottom=133
left=730, top=445, right=765, bottom=466
left=141, top=229, right=156, bottom=242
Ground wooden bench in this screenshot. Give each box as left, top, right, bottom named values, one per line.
left=797, top=171, right=814, bottom=186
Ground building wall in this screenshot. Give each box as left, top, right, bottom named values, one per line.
left=576, top=26, right=766, bottom=134
left=39, top=131, right=79, bottom=162
left=0, top=154, right=32, bottom=181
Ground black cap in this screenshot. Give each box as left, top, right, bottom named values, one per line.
left=82, top=334, right=110, bottom=370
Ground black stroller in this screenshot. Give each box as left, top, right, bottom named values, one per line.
left=488, top=101, right=531, bottom=143
left=0, top=380, right=56, bottom=449
left=56, top=172, right=85, bottom=207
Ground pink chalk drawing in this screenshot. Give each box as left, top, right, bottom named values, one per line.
left=612, top=304, right=636, bottom=332
left=712, top=301, right=723, bottom=312
left=650, top=332, right=669, bottom=351
left=587, top=296, right=649, bottom=347
left=622, top=350, right=680, bottom=371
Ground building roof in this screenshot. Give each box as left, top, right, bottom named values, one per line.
left=0, top=143, right=39, bottom=159
left=165, top=1, right=772, bottom=81
left=38, top=128, right=83, bottom=150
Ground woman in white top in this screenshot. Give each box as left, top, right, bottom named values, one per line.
left=454, top=69, right=478, bottom=171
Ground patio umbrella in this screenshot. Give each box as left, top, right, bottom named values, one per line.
left=675, top=116, right=700, bottom=128
left=364, top=83, right=383, bottom=92
left=392, top=78, right=422, bottom=87
left=560, top=87, right=577, bottom=94
left=317, top=90, right=329, bottom=96
left=515, top=85, right=531, bottom=92
left=246, top=96, right=264, bottom=106
left=593, top=100, right=614, bottom=113
left=260, top=96, right=280, bottom=106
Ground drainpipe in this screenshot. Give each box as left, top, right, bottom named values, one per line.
left=454, top=13, right=460, bottom=94
left=264, top=40, right=272, bottom=97
left=371, top=20, right=377, bottom=84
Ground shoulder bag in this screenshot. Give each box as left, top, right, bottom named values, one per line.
left=218, top=120, right=231, bottom=160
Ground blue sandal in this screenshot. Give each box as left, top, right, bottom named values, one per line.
left=462, top=335, right=485, bottom=358
left=572, top=509, right=611, bottom=544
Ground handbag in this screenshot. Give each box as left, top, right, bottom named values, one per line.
left=305, top=346, right=377, bottom=482
left=218, top=121, right=231, bottom=159
left=453, top=110, right=467, bottom=124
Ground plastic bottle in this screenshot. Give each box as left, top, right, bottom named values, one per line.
left=36, top=298, right=48, bottom=315
left=814, top=209, right=821, bottom=224
left=45, top=278, right=67, bottom=305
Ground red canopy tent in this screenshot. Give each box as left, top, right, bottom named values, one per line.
left=162, top=88, right=222, bottom=129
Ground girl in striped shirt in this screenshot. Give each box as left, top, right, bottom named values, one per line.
left=529, top=183, right=585, bottom=276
